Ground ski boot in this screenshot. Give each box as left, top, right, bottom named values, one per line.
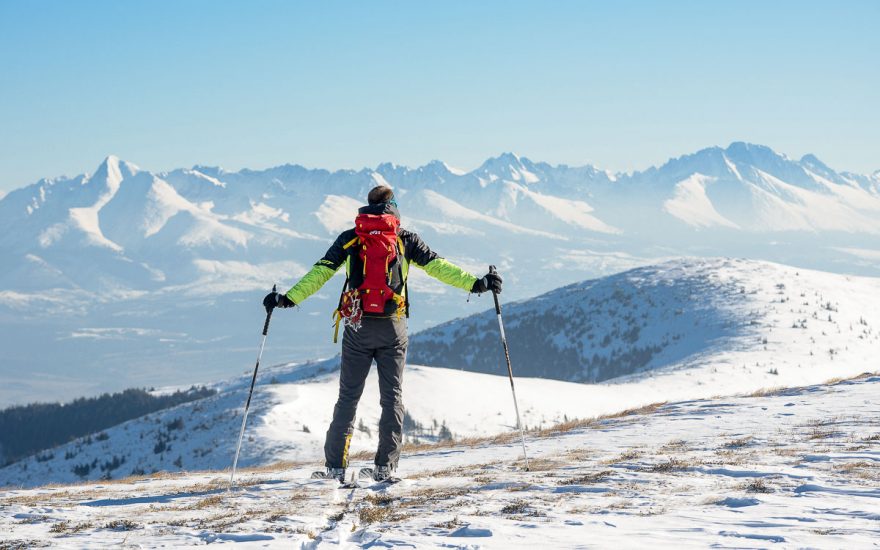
left=311, top=467, right=346, bottom=482
left=359, top=465, right=401, bottom=484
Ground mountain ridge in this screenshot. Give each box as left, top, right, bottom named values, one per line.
left=7, top=142, right=876, bottom=198
left=1, top=144, right=879, bottom=405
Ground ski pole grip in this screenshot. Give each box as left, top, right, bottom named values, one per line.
left=488, top=265, right=502, bottom=314
left=262, top=309, right=273, bottom=336
left=262, top=283, right=277, bottom=336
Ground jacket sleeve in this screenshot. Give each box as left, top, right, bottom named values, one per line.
left=285, top=231, right=351, bottom=304
left=406, top=231, right=478, bottom=292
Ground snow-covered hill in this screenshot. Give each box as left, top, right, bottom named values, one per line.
left=411, top=258, right=880, bottom=383
left=0, top=361, right=611, bottom=488
left=3, top=257, right=877, bottom=489
left=2, top=144, right=879, bottom=405
left=2, top=374, right=878, bottom=548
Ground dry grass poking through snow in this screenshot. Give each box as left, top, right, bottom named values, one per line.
left=3, top=372, right=878, bottom=548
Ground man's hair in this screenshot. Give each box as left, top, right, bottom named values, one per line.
left=367, top=186, right=395, bottom=205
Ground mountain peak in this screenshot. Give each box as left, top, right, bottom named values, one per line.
left=799, top=153, right=832, bottom=172
left=483, top=152, right=524, bottom=166
left=723, top=142, right=788, bottom=164
left=476, top=153, right=541, bottom=183
left=95, top=155, right=139, bottom=181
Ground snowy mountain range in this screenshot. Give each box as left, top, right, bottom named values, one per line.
left=1, top=143, right=879, bottom=405
left=1, top=258, right=876, bottom=489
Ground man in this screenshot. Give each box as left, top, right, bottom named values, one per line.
left=263, top=186, right=502, bottom=483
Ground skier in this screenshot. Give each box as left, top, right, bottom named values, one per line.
left=263, top=186, right=502, bottom=483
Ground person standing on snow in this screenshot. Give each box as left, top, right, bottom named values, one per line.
left=263, top=186, right=502, bottom=483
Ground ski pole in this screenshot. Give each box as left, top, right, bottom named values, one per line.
left=488, top=266, right=530, bottom=471
left=229, top=284, right=276, bottom=490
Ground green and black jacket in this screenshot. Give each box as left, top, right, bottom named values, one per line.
left=285, top=203, right=478, bottom=316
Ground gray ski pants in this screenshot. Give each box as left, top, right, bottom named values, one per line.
left=324, top=316, right=407, bottom=470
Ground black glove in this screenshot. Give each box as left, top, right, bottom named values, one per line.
left=263, top=292, right=295, bottom=312
left=471, top=271, right=503, bottom=294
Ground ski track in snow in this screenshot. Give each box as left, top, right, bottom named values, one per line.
left=2, top=375, right=879, bottom=548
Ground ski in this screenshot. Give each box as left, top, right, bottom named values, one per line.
left=310, top=469, right=366, bottom=489
left=358, top=467, right=402, bottom=485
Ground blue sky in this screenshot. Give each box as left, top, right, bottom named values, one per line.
left=0, top=1, right=877, bottom=192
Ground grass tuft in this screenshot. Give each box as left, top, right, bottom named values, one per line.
left=741, top=478, right=772, bottom=493
left=104, top=519, right=139, bottom=531
left=558, top=470, right=614, bottom=486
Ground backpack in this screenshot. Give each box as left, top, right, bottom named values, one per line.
left=332, top=213, right=409, bottom=341
left=353, top=212, right=404, bottom=313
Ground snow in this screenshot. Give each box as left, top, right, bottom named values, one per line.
left=519, top=187, right=620, bottom=234
left=751, top=169, right=880, bottom=234
left=2, top=374, right=877, bottom=548
left=722, top=153, right=743, bottom=180
left=835, top=247, right=880, bottom=261
left=3, top=146, right=880, bottom=404
left=182, top=169, right=227, bottom=188
left=54, top=156, right=129, bottom=252
left=663, top=174, right=740, bottom=229
left=442, top=162, right=467, bottom=176
left=4, top=257, right=878, bottom=491
left=370, top=172, right=391, bottom=187
left=37, top=222, right=69, bottom=248
left=419, top=189, right=564, bottom=239
left=315, top=194, right=362, bottom=234
left=161, top=259, right=307, bottom=296
left=411, top=258, right=880, bottom=390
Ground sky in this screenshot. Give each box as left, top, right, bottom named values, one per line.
left=0, top=0, right=877, bottom=192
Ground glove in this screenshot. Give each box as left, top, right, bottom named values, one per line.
left=263, top=292, right=295, bottom=312
left=471, top=271, right=503, bottom=294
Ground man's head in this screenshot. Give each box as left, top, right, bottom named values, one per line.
left=367, top=186, right=395, bottom=206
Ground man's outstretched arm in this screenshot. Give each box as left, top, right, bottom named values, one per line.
left=284, top=231, right=351, bottom=304
left=405, top=231, right=500, bottom=293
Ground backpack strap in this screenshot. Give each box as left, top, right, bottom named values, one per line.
left=332, top=275, right=350, bottom=343
left=397, top=237, right=410, bottom=318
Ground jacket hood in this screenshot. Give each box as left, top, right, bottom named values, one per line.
left=358, top=202, right=401, bottom=219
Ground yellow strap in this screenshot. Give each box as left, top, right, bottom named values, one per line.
left=332, top=310, right=341, bottom=343
left=342, top=236, right=359, bottom=250
left=342, top=432, right=353, bottom=468
left=392, top=293, right=406, bottom=319
left=397, top=237, right=409, bottom=282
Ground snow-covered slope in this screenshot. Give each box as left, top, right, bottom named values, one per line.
left=2, top=374, right=878, bottom=548
left=0, top=361, right=616, bottom=488
left=411, top=258, right=880, bottom=384
left=2, top=144, right=880, bottom=405
left=3, top=256, right=878, bottom=489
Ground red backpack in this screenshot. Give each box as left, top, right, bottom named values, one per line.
left=333, top=212, right=407, bottom=341
left=354, top=212, right=402, bottom=313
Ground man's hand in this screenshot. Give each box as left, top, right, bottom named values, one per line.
left=263, top=292, right=295, bottom=313
left=471, top=271, right=503, bottom=294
